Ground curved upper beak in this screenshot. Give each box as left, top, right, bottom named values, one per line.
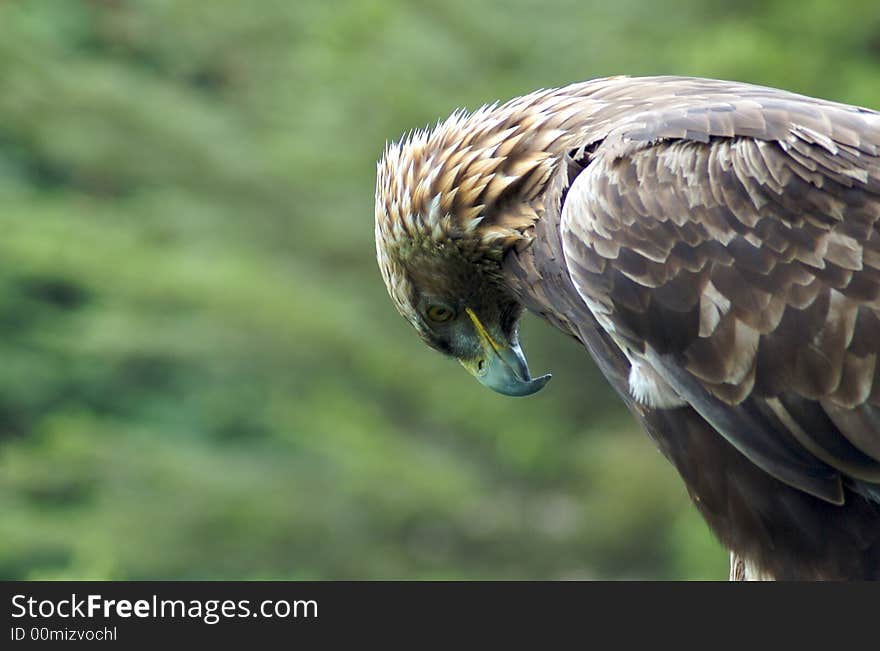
left=459, top=308, right=551, bottom=397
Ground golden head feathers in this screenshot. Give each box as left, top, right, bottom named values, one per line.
left=374, top=83, right=606, bottom=328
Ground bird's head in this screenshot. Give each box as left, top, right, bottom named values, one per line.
left=374, top=100, right=572, bottom=396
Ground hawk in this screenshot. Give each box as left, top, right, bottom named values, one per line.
left=374, top=76, right=880, bottom=580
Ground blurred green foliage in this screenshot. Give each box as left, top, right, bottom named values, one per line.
left=1, top=0, right=878, bottom=580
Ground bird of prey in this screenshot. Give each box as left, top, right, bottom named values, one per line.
left=374, top=76, right=880, bottom=580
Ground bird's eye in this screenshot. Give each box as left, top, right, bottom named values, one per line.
left=426, top=304, right=455, bottom=323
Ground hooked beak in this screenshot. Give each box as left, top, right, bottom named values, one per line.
left=458, top=307, right=551, bottom=397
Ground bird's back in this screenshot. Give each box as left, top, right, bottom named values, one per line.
left=502, top=76, right=880, bottom=579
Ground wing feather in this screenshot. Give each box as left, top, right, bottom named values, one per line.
left=560, top=93, right=880, bottom=502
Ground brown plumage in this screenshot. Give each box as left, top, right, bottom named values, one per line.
left=375, top=76, right=880, bottom=579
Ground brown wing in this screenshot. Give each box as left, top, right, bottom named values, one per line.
left=560, top=94, right=880, bottom=504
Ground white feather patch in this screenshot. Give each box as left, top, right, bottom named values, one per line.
left=628, top=358, right=686, bottom=409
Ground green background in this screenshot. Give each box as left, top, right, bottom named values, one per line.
left=2, top=0, right=878, bottom=580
